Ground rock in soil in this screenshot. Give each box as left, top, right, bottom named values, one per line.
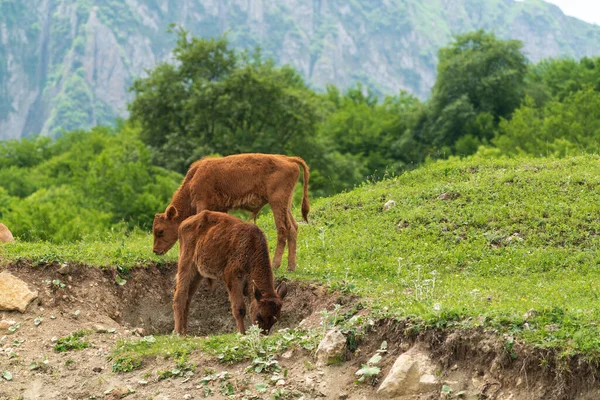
left=377, top=344, right=440, bottom=397
left=0, top=272, right=38, bottom=312
left=316, top=329, right=346, bottom=366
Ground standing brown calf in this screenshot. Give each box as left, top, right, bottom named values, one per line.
left=153, top=153, right=309, bottom=271
left=174, top=211, right=287, bottom=335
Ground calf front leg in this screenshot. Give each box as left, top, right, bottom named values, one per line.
left=225, top=276, right=247, bottom=334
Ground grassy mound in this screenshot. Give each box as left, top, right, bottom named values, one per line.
left=3, top=154, right=600, bottom=358
left=261, top=155, right=600, bottom=358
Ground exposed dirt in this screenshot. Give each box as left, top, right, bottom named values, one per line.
left=1, top=262, right=600, bottom=400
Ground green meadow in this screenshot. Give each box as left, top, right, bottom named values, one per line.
left=4, top=155, right=600, bottom=359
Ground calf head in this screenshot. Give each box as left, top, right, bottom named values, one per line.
left=152, top=205, right=180, bottom=255
left=251, top=282, right=288, bottom=334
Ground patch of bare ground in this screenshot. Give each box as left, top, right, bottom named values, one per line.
left=0, top=262, right=599, bottom=399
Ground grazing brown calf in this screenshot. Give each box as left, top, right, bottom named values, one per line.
left=0, top=223, right=15, bottom=242
left=174, top=211, right=287, bottom=335
left=153, top=153, right=309, bottom=271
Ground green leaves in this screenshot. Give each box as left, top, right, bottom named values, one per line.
left=115, top=275, right=127, bottom=286
left=54, top=330, right=90, bottom=352
left=496, top=88, right=600, bottom=157
left=429, top=30, right=527, bottom=152
left=129, top=31, right=319, bottom=179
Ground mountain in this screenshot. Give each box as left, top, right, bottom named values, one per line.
left=0, top=0, right=599, bottom=140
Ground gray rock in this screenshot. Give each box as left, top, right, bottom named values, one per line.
left=0, top=272, right=38, bottom=312
left=383, top=200, right=396, bottom=211
left=377, top=344, right=440, bottom=397
left=92, top=324, right=108, bottom=333
left=316, top=330, right=346, bottom=366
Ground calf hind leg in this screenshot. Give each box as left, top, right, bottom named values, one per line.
left=286, top=209, right=299, bottom=271
left=271, top=207, right=290, bottom=270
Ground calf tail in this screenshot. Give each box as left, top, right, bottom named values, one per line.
left=289, top=157, right=310, bottom=222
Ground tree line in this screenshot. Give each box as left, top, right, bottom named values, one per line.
left=1, top=28, right=599, bottom=242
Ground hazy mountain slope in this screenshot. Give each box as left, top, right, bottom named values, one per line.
left=0, top=0, right=599, bottom=139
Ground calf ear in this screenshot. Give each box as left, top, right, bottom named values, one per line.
left=254, top=286, right=263, bottom=301
left=166, top=205, right=178, bottom=220
left=276, top=282, right=288, bottom=300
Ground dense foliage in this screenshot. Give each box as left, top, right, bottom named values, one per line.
left=1, top=30, right=599, bottom=242
left=0, top=125, right=181, bottom=242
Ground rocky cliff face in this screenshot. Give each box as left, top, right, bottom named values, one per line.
left=1, top=0, right=599, bottom=140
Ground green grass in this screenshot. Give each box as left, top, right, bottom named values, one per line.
left=0, top=229, right=178, bottom=270
left=260, top=154, right=600, bottom=359
left=4, top=155, right=600, bottom=358
left=54, top=330, right=91, bottom=352
left=110, top=327, right=321, bottom=373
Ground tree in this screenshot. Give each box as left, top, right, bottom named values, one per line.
left=428, top=30, right=527, bottom=152
left=495, top=88, right=600, bottom=157
left=525, top=56, right=600, bottom=104
left=129, top=28, right=319, bottom=175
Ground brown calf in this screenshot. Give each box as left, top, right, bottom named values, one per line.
left=0, top=223, right=15, bottom=243
left=153, top=153, right=309, bottom=271
left=174, top=211, right=287, bottom=335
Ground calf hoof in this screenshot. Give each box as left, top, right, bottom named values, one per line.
left=273, top=262, right=281, bottom=270
left=286, top=264, right=296, bottom=272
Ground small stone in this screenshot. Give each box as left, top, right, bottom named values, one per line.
left=450, top=364, right=458, bottom=371
left=304, top=376, right=315, bottom=389
left=93, top=324, right=108, bottom=333
left=523, top=309, right=536, bottom=320
left=0, top=272, right=38, bottom=312
left=276, top=379, right=285, bottom=386
left=516, top=377, right=523, bottom=387
left=0, top=320, right=17, bottom=331
left=133, top=327, right=146, bottom=336
left=183, top=394, right=192, bottom=400
left=339, top=393, right=349, bottom=399
left=396, top=221, right=409, bottom=230
left=438, top=192, right=459, bottom=200
left=93, top=367, right=102, bottom=373
left=399, top=342, right=411, bottom=352
left=50, top=336, right=58, bottom=343
left=383, top=200, right=396, bottom=211
left=282, top=350, right=294, bottom=359
left=57, top=263, right=72, bottom=275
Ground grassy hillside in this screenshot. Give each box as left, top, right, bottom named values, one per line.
left=3, top=154, right=600, bottom=357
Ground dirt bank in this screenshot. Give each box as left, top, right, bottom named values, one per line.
left=1, top=262, right=599, bottom=400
